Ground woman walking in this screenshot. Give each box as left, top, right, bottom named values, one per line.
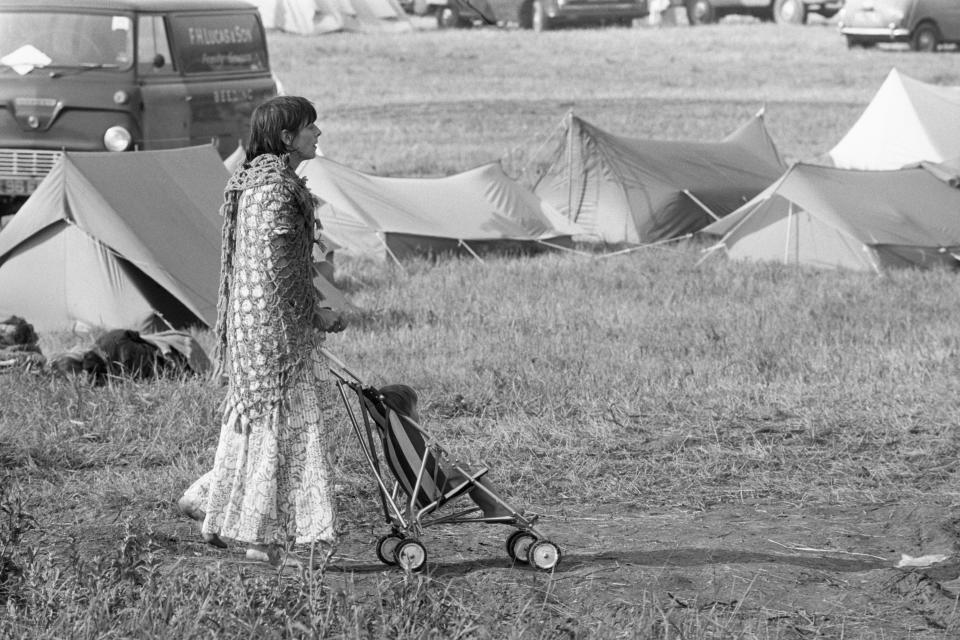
left=199, top=95, right=347, bottom=566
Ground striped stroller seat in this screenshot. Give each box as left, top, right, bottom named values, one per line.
left=363, top=391, right=489, bottom=515
left=326, top=348, right=561, bottom=573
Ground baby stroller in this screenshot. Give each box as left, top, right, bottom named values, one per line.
left=324, top=348, right=561, bottom=572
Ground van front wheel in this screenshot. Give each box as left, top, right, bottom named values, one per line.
left=437, top=4, right=470, bottom=28
left=911, top=22, right=941, bottom=51
left=773, top=0, right=806, bottom=24
left=685, top=0, right=715, bottom=25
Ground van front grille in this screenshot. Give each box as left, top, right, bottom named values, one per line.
left=0, top=149, right=62, bottom=178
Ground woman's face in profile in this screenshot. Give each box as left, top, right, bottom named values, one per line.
left=287, top=122, right=322, bottom=163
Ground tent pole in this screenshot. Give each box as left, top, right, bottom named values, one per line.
left=784, top=201, right=793, bottom=264
left=695, top=242, right=726, bottom=267
left=535, top=239, right=592, bottom=256
left=566, top=111, right=576, bottom=224
left=381, top=233, right=407, bottom=274
left=595, top=233, right=693, bottom=258
left=682, top=189, right=721, bottom=221
left=458, top=239, right=485, bottom=263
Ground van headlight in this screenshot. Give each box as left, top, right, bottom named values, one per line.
left=104, top=126, right=132, bottom=151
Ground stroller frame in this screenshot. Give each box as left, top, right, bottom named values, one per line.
left=324, top=348, right=561, bottom=572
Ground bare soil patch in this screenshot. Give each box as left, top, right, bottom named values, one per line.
left=153, top=499, right=960, bottom=637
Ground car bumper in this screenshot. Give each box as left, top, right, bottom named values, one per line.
left=548, top=2, right=649, bottom=21
left=840, top=26, right=911, bottom=41
left=807, top=1, right=843, bottom=10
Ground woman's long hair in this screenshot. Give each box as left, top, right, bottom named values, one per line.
left=245, top=96, right=317, bottom=163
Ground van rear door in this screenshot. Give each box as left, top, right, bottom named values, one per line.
left=166, top=10, right=276, bottom=157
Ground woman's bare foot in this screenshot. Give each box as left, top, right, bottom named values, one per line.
left=246, top=545, right=303, bottom=568
left=177, top=495, right=205, bottom=522
left=203, top=532, right=227, bottom=549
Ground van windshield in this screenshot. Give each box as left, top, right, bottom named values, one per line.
left=0, top=11, right=133, bottom=74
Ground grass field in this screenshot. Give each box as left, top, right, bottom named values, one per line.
left=4, top=18, right=960, bottom=640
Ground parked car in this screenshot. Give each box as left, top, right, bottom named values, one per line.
left=683, top=0, right=844, bottom=24
left=0, top=0, right=278, bottom=219
left=839, top=0, right=960, bottom=50
left=426, top=0, right=649, bottom=30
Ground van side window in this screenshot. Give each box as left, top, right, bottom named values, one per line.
left=137, top=15, right=175, bottom=74
left=167, top=13, right=269, bottom=74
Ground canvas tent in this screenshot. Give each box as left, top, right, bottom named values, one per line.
left=0, top=146, right=355, bottom=333
left=524, top=110, right=786, bottom=246
left=298, top=157, right=583, bottom=262
left=699, top=163, right=960, bottom=273
left=828, top=68, right=960, bottom=171
left=0, top=147, right=230, bottom=332
left=251, top=0, right=412, bottom=34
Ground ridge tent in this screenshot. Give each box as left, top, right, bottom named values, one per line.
left=0, top=147, right=354, bottom=333
left=524, top=110, right=786, bottom=246
left=0, top=146, right=229, bottom=332
left=251, top=0, right=412, bottom=34
left=828, top=68, right=960, bottom=170
left=699, top=163, right=960, bottom=273
left=298, top=157, right=583, bottom=262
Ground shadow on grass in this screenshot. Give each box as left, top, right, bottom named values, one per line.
left=324, top=546, right=890, bottom=576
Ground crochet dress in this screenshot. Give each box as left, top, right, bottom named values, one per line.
left=200, top=154, right=336, bottom=546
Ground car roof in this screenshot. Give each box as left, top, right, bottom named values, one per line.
left=0, top=0, right=257, bottom=11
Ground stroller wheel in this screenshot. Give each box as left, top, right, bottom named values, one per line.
left=394, top=539, right=428, bottom=572
left=529, top=540, right=561, bottom=571
left=506, top=531, right=536, bottom=564
left=376, top=534, right=404, bottom=565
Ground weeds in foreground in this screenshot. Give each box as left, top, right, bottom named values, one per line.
left=5, top=246, right=960, bottom=638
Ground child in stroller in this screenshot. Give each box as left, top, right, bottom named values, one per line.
left=378, top=383, right=511, bottom=519
left=327, top=351, right=561, bottom=572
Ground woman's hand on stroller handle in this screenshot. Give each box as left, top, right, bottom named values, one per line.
left=315, top=306, right=348, bottom=333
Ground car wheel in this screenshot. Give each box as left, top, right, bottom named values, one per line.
left=911, top=22, right=941, bottom=52
left=773, top=0, right=806, bottom=24
left=685, top=0, right=715, bottom=25
left=436, top=3, right=469, bottom=28
left=532, top=0, right=551, bottom=31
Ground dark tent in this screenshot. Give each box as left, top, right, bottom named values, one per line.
left=525, top=110, right=786, bottom=245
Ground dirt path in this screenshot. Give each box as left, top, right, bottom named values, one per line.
left=162, top=501, right=960, bottom=637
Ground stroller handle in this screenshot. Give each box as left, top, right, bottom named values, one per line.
left=320, top=346, right=365, bottom=385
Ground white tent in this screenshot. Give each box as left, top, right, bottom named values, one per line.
left=298, top=157, right=583, bottom=262
left=700, top=163, right=960, bottom=273
left=251, top=0, right=413, bottom=34
left=828, top=68, right=960, bottom=170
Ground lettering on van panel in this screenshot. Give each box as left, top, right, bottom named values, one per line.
left=201, top=53, right=257, bottom=68
left=170, top=14, right=268, bottom=74
left=186, top=25, right=254, bottom=46
left=213, top=88, right=254, bottom=104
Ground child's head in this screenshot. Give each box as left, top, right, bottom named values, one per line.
left=379, top=384, right=420, bottom=422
